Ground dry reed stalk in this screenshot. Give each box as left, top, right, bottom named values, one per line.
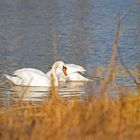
left=101, top=16, right=121, bottom=100
left=116, top=5, right=140, bottom=93
left=50, top=73, right=59, bottom=99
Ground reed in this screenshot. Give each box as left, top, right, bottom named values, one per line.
left=0, top=92, right=140, bottom=140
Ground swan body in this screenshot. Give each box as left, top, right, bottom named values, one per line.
left=47, top=64, right=91, bottom=82
left=4, top=61, right=67, bottom=87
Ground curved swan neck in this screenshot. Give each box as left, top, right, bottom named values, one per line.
left=51, top=63, right=59, bottom=86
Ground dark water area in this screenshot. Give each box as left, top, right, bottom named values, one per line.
left=0, top=0, right=139, bottom=104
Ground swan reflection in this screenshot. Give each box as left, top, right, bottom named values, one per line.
left=11, top=82, right=88, bottom=102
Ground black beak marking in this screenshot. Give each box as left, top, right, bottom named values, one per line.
left=63, top=66, right=67, bottom=70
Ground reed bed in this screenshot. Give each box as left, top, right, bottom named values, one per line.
left=0, top=92, right=140, bottom=140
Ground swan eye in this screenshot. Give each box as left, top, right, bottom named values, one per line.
left=62, top=66, right=67, bottom=76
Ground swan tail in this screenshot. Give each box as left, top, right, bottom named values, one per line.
left=4, top=74, right=22, bottom=85
left=4, top=74, right=12, bottom=80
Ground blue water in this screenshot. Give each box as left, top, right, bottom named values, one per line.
left=0, top=0, right=139, bottom=104
left=0, top=0, right=139, bottom=71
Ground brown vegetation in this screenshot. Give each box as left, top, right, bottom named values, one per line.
left=0, top=92, right=140, bottom=140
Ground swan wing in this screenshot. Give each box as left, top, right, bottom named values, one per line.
left=10, top=68, right=50, bottom=86
left=66, top=64, right=86, bottom=74
left=46, top=69, right=51, bottom=79
left=14, top=68, right=46, bottom=76
left=66, top=64, right=85, bottom=70
left=4, top=74, right=23, bottom=85
left=67, top=73, right=92, bottom=81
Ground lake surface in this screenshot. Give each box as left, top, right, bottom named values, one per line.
left=0, top=0, right=139, bottom=104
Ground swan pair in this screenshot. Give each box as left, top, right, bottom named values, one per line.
left=4, top=61, right=91, bottom=87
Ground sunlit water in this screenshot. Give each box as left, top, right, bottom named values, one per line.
left=1, top=82, right=93, bottom=106
left=0, top=0, right=139, bottom=105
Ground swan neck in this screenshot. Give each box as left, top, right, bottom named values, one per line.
left=51, top=65, right=58, bottom=86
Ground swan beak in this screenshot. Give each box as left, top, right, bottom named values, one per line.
left=62, top=66, right=67, bottom=76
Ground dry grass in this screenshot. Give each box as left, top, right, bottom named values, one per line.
left=0, top=93, right=140, bottom=140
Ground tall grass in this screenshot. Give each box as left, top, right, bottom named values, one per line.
left=0, top=93, right=140, bottom=140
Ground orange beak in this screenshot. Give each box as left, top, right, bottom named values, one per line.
left=62, top=66, right=67, bottom=76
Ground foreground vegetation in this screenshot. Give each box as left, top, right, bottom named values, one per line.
left=0, top=92, right=140, bottom=140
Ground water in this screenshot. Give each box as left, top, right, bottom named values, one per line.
left=0, top=0, right=139, bottom=104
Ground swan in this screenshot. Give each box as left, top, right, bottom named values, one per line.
left=46, top=64, right=91, bottom=82
left=4, top=61, right=67, bottom=87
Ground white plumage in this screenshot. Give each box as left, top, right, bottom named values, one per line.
left=46, top=64, right=91, bottom=82
left=4, top=61, right=67, bottom=87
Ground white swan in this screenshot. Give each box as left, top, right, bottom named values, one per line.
left=47, top=64, right=91, bottom=82
left=4, top=61, right=67, bottom=87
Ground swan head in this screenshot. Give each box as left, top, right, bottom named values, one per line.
left=52, top=61, right=67, bottom=76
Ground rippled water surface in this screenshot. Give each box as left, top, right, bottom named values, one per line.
left=0, top=0, right=139, bottom=104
